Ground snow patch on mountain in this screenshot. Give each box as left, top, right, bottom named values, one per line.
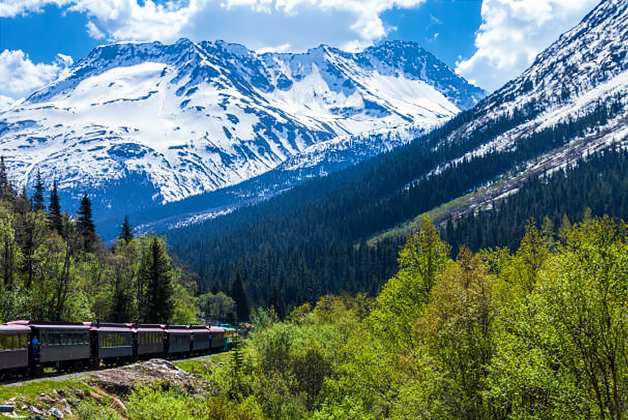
left=0, top=39, right=486, bottom=217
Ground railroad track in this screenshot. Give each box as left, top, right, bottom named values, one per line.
left=0, top=352, right=225, bottom=388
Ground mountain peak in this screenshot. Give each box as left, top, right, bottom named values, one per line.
left=1, top=36, right=488, bottom=225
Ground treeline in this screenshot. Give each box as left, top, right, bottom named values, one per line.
left=127, top=216, right=628, bottom=420
left=168, top=93, right=626, bottom=312
left=0, top=159, right=199, bottom=324
left=443, top=147, right=628, bottom=253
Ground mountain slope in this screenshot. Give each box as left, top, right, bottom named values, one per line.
left=0, top=39, right=486, bottom=221
left=164, top=0, right=628, bottom=306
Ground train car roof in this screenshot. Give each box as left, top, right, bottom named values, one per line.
left=189, top=325, right=210, bottom=331
left=7, top=320, right=89, bottom=330
left=165, top=327, right=191, bottom=333
left=209, top=326, right=225, bottom=333
left=89, top=322, right=132, bottom=332
left=92, top=326, right=133, bottom=333
left=0, top=324, right=31, bottom=333
left=135, top=327, right=164, bottom=333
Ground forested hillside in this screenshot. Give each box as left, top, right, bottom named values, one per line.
left=167, top=93, right=627, bottom=311
left=442, top=147, right=628, bottom=254
left=119, top=216, right=628, bottom=420
left=0, top=159, right=198, bottom=324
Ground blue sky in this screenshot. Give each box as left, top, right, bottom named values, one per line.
left=0, top=0, right=600, bottom=106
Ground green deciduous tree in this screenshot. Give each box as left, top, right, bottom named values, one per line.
left=368, top=217, right=450, bottom=352
left=197, top=291, right=236, bottom=321
left=487, top=217, right=628, bottom=419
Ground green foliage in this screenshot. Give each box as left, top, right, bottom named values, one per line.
left=197, top=291, right=236, bottom=321
left=196, top=216, right=628, bottom=420
left=201, top=397, right=267, bottom=420
left=311, top=397, right=376, bottom=420
left=75, top=400, right=122, bottom=420
left=369, top=218, right=450, bottom=352
left=137, top=236, right=176, bottom=323
left=0, top=170, right=196, bottom=324
left=127, top=386, right=196, bottom=420
left=487, top=217, right=628, bottom=419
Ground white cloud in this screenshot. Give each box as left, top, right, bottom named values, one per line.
left=0, top=50, right=73, bottom=99
left=0, top=0, right=427, bottom=53
left=0, top=96, right=17, bottom=112
left=456, top=0, right=599, bottom=92
left=86, top=20, right=105, bottom=39
left=257, top=43, right=292, bottom=54
left=0, top=0, right=72, bottom=17
left=426, top=13, right=441, bottom=29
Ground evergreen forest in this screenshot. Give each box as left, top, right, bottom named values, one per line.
left=167, top=93, right=627, bottom=313
left=113, top=216, right=628, bottom=420
left=0, top=158, right=215, bottom=324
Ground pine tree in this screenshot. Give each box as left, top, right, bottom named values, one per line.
left=48, top=181, right=63, bottom=236
left=231, top=268, right=250, bottom=322
left=0, top=157, right=14, bottom=201
left=229, top=333, right=244, bottom=401
left=15, top=187, right=30, bottom=215
left=31, top=170, right=45, bottom=212
left=138, top=236, right=175, bottom=323
left=118, top=215, right=134, bottom=242
left=76, top=193, right=96, bottom=251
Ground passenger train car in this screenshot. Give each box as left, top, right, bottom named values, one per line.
left=0, top=320, right=233, bottom=379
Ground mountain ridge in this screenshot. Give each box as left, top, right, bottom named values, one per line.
left=162, top=0, right=628, bottom=306
left=0, top=38, right=486, bottom=226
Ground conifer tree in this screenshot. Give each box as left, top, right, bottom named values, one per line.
left=231, top=268, right=250, bottom=322
left=31, top=170, right=45, bottom=212
left=76, top=193, right=96, bottom=251
left=119, top=215, right=134, bottom=242
left=15, top=187, right=30, bottom=215
left=48, top=181, right=63, bottom=236
left=137, top=236, right=175, bottom=323
left=0, top=157, right=14, bottom=201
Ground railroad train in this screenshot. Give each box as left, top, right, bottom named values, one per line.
left=0, top=321, right=235, bottom=379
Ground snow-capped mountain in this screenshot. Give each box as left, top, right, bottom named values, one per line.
left=0, top=39, right=486, bottom=221
left=111, top=122, right=433, bottom=237
left=445, top=0, right=627, bottom=155
left=379, top=0, right=628, bottom=236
